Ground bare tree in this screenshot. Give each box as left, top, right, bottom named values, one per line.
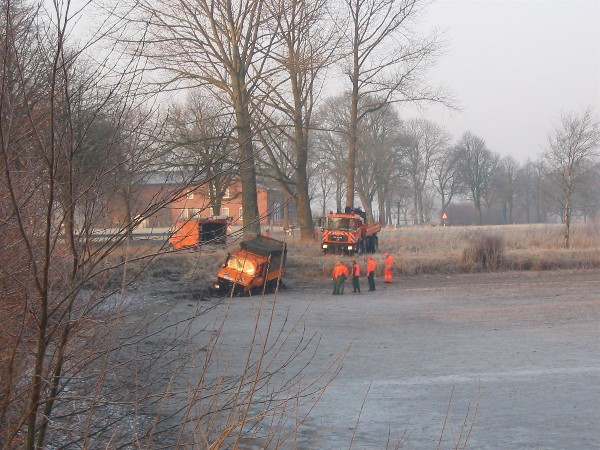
left=454, top=131, right=499, bottom=225
left=431, top=145, right=460, bottom=224
left=402, top=118, right=450, bottom=224
left=337, top=0, right=448, bottom=210
left=131, top=0, right=279, bottom=237
left=314, top=94, right=352, bottom=212
left=109, top=105, right=173, bottom=238
left=514, top=158, right=535, bottom=223
left=256, top=0, right=338, bottom=240
left=0, top=0, right=207, bottom=445
left=314, top=93, right=404, bottom=221
left=355, top=101, right=403, bottom=221
left=544, top=108, right=600, bottom=247
left=167, top=92, right=240, bottom=217
left=493, top=156, right=519, bottom=224
left=1, top=2, right=346, bottom=448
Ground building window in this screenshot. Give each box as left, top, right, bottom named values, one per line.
left=221, top=207, right=229, bottom=217
left=238, top=208, right=243, bottom=219
left=186, top=191, right=194, bottom=200
left=223, top=188, right=231, bottom=199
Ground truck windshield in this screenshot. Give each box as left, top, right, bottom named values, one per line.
left=226, top=256, right=256, bottom=275
left=324, top=217, right=356, bottom=230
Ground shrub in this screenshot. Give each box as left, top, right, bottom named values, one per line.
left=461, top=235, right=505, bottom=271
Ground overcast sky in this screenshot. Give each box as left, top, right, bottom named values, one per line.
left=402, top=0, right=600, bottom=162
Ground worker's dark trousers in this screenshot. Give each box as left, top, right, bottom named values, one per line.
left=368, top=273, right=375, bottom=291
left=352, top=276, right=360, bottom=292
left=333, top=276, right=345, bottom=294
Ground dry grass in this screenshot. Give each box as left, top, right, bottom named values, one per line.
left=105, top=222, right=600, bottom=291
left=460, top=235, right=504, bottom=272
left=281, top=222, right=600, bottom=278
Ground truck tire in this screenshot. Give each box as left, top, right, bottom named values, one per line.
left=266, top=278, right=283, bottom=293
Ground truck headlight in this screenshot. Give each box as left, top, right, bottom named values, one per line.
left=322, top=244, right=328, bottom=249
left=348, top=246, right=353, bottom=250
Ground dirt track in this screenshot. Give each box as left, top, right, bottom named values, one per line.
left=144, top=268, right=600, bottom=449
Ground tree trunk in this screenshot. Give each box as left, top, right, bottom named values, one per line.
left=377, top=186, right=385, bottom=226
left=412, top=191, right=418, bottom=225
left=417, top=191, right=425, bottom=224
left=336, top=182, right=342, bottom=212
left=357, top=191, right=373, bottom=221
left=346, top=30, right=360, bottom=210
left=232, top=83, right=261, bottom=238
left=563, top=193, right=571, bottom=248
left=475, top=198, right=483, bottom=225
left=283, top=198, right=290, bottom=229
left=292, top=102, right=315, bottom=240
left=123, top=184, right=133, bottom=239
left=347, top=93, right=358, bottom=209
left=295, top=185, right=314, bottom=240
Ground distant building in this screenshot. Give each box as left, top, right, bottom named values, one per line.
left=101, top=171, right=270, bottom=229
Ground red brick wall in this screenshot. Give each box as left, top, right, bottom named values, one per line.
left=102, top=182, right=269, bottom=228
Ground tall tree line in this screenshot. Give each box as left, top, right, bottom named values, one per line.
left=122, top=0, right=447, bottom=239
left=312, top=104, right=600, bottom=236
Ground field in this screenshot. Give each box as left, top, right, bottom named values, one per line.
left=133, top=222, right=600, bottom=292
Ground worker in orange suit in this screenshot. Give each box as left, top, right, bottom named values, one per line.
left=384, top=252, right=393, bottom=283
left=366, top=256, right=376, bottom=291
left=332, top=261, right=349, bottom=295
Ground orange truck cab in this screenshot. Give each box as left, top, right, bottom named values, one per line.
left=215, top=235, right=287, bottom=295
left=321, top=207, right=381, bottom=255
left=169, top=217, right=230, bottom=249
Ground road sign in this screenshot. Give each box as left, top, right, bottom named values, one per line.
left=442, top=213, right=448, bottom=219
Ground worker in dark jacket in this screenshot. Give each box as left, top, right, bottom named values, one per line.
left=366, top=256, right=376, bottom=291
left=351, top=260, right=361, bottom=293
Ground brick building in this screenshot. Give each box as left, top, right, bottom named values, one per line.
left=102, top=172, right=271, bottom=229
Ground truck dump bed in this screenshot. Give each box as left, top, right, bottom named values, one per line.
left=240, top=235, right=287, bottom=258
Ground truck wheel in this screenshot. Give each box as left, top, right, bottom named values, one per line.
left=266, top=279, right=282, bottom=293
left=373, top=236, right=379, bottom=252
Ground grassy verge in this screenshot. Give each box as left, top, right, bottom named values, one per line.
left=109, top=222, right=600, bottom=290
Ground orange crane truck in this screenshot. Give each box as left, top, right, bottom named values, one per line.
left=214, top=235, right=287, bottom=296
left=320, top=207, right=381, bottom=255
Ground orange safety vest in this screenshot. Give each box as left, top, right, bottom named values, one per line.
left=340, top=265, right=349, bottom=277
left=366, top=259, right=376, bottom=275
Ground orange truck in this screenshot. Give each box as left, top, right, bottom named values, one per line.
left=320, top=207, right=381, bottom=255
left=168, top=217, right=230, bottom=249
left=214, top=235, right=287, bottom=295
